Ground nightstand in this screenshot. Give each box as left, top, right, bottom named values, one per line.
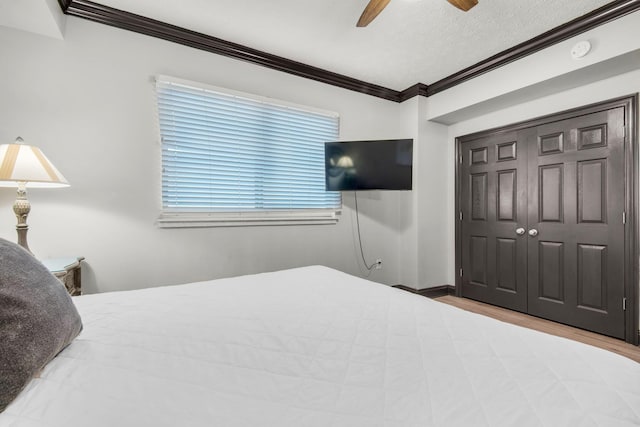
left=41, top=257, right=85, bottom=296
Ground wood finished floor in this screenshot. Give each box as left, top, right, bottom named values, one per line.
left=433, top=295, right=640, bottom=364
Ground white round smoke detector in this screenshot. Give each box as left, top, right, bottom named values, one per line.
left=571, top=41, right=591, bottom=59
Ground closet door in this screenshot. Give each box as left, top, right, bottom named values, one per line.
left=525, top=108, right=626, bottom=338
left=460, top=131, right=528, bottom=312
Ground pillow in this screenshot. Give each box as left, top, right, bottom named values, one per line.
left=0, top=238, right=82, bottom=412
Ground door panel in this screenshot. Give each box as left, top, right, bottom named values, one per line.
left=537, top=241, right=564, bottom=302
left=577, top=244, right=607, bottom=311
left=538, top=164, right=564, bottom=222
left=471, top=173, right=488, bottom=220
left=577, top=159, right=606, bottom=223
left=539, top=132, right=564, bottom=155
left=470, top=236, right=488, bottom=286
left=497, top=169, right=517, bottom=221
left=526, top=108, right=625, bottom=338
left=460, top=132, right=528, bottom=312
left=496, top=238, right=517, bottom=292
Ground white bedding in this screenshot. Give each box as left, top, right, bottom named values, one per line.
left=2, top=266, right=639, bottom=426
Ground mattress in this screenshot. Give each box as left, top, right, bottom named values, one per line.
left=2, top=266, right=639, bottom=426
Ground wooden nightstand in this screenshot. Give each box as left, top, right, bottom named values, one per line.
left=41, top=257, right=85, bottom=296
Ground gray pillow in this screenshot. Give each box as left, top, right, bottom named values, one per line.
left=0, top=238, right=82, bottom=412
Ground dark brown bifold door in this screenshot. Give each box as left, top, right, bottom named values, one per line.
left=524, top=108, right=626, bottom=338
left=459, top=105, right=627, bottom=339
left=460, top=131, right=528, bottom=312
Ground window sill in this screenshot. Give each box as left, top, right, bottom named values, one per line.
left=157, top=210, right=340, bottom=228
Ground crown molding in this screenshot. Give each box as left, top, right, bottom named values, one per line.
left=56, top=0, right=640, bottom=102
left=58, top=0, right=403, bottom=102
left=57, top=0, right=72, bottom=10
left=398, top=83, right=429, bottom=102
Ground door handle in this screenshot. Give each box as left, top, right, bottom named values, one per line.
left=528, top=229, right=539, bottom=237
left=516, top=227, right=526, bottom=236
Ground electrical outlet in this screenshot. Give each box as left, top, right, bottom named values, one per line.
left=375, top=259, right=383, bottom=270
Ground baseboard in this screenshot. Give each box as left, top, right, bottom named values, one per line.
left=393, top=284, right=455, bottom=299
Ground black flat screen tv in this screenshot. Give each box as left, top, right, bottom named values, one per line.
left=324, top=139, right=413, bottom=191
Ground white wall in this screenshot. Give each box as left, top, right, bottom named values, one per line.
left=416, top=101, right=450, bottom=287
left=0, top=18, right=415, bottom=293
left=397, top=96, right=451, bottom=288
left=396, top=97, right=420, bottom=287
left=3, top=10, right=639, bottom=295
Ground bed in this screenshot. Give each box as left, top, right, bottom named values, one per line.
left=2, top=264, right=640, bottom=426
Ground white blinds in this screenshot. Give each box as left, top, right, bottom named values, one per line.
left=156, top=77, right=341, bottom=219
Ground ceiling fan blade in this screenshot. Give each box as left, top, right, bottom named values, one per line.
left=446, top=0, right=478, bottom=12
left=357, top=0, right=391, bottom=27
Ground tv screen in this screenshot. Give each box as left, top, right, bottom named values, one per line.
left=325, top=139, right=413, bottom=191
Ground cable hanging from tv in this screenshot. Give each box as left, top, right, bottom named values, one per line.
left=354, top=192, right=376, bottom=273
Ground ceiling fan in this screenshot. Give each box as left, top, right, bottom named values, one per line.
left=357, top=0, right=478, bottom=27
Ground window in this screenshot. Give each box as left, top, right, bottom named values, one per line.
left=155, top=76, right=341, bottom=227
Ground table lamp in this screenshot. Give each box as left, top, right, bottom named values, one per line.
left=0, top=137, right=69, bottom=253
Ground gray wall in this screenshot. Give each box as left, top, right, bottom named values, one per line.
left=0, top=18, right=415, bottom=293
left=1, top=10, right=639, bottom=298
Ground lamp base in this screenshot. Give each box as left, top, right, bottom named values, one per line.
left=13, top=182, right=33, bottom=254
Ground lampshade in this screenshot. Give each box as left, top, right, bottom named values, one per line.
left=0, top=138, right=69, bottom=188
left=0, top=137, right=69, bottom=254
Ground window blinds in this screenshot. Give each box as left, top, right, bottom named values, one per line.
left=155, top=77, right=341, bottom=225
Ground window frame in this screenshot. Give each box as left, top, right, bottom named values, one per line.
left=154, top=75, right=341, bottom=228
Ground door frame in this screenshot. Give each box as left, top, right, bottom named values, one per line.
left=454, top=94, right=639, bottom=345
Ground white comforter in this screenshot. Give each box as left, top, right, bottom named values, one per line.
left=2, top=266, right=639, bottom=426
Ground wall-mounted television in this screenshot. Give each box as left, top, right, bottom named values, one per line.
left=324, top=139, right=413, bottom=191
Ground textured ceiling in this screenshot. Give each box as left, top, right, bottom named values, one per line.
left=7, top=0, right=616, bottom=90
left=99, top=0, right=614, bottom=90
